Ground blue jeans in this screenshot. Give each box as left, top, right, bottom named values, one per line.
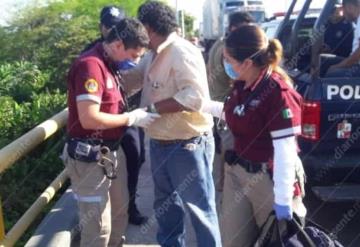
left=150, top=134, right=221, bottom=247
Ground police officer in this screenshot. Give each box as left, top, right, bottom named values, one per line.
left=321, top=1, right=354, bottom=76
left=207, top=11, right=254, bottom=203
left=84, top=6, right=149, bottom=225
left=207, top=11, right=254, bottom=102
left=63, top=19, right=158, bottom=247
left=327, top=0, right=360, bottom=77
left=324, top=1, right=354, bottom=58
left=202, top=25, right=307, bottom=247
left=83, top=6, right=125, bottom=52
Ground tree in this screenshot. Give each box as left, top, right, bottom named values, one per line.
left=0, top=2, right=147, bottom=245
left=0, top=0, right=146, bottom=91
left=184, top=12, right=195, bottom=38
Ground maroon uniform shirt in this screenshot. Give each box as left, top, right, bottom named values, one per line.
left=224, top=70, right=303, bottom=163
left=67, top=43, right=126, bottom=140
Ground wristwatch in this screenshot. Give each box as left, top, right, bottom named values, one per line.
left=147, top=103, right=158, bottom=113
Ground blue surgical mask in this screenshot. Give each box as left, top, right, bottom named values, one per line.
left=223, top=60, right=239, bottom=80
left=117, top=59, right=136, bottom=71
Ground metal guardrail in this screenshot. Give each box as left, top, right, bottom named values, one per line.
left=0, top=108, right=69, bottom=247
left=0, top=199, right=4, bottom=241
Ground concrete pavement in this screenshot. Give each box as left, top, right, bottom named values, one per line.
left=124, top=142, right=196, bottom=246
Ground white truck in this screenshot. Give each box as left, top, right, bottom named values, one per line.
left=201, top=0, right=266, bottom=51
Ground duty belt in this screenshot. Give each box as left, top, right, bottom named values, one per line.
left=67, top=137, right=121, bottom=151
left=224, top=150, right=269, bottom=174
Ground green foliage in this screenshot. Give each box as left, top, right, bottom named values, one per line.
left=184, top=12, right=195, bottom=38
left=0, top=0, right=147, bottom=245
left=0, top=0, right=147, bottom=91
left=0, top=62, right=49, bottom=102
left=0, top=61, right=66, bottom=147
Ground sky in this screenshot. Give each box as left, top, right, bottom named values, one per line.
left=0, top=0, right=326, bottom=26
left=0, top=0, right=28, bottom=26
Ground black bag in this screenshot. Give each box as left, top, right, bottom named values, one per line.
left=254, top=213, right=343, bottom=247
left=301, top=220, right=344, bottom=247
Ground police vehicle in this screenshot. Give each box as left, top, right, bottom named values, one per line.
left=272, top=0, right=360, bottom=202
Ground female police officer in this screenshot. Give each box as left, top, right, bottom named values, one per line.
left=202, top=24, right=307, bottom=247
left=63, top=18, right=159, bottom=247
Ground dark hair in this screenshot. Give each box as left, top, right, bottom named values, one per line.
left=137, top=1, right=178, bottom=36
left=225, top=25, right=291, bottom=84
left=228, top=11, right=255, bottom=29
left=100, top=6, right=126, bottom=28
left=105, top=18, right=149, bottom=49
left=343, top=0, right=360, bottom=6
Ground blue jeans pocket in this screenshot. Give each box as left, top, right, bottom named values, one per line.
left=181, top=136, right=202, bottom=151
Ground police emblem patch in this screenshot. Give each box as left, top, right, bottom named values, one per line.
left=84, top=79, right=99, bottom=93
left=249, top=99, right=261, bottom=107
left=110, top=7, right=120, bottom=17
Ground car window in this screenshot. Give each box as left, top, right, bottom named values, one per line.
left=263, top=23, right=279, bottom=39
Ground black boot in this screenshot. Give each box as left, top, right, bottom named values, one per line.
left=128, top=199, right=148, bottom=225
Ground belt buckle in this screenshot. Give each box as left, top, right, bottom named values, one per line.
left=245, top=160, right=253, bottom=173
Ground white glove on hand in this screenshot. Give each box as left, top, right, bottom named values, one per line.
left=125, top=109, right=160, bottom=128
left=201, top=100, right=224, bottom=119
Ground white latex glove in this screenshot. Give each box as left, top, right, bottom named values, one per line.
left=201, top=100, right=224, bottom=119
left=125, top=109, right=160, bottom=128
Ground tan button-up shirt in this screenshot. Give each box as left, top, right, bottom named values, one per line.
left=124, top=32, right=213, bottom=140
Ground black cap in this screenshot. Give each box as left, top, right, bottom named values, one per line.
left=100, top=6, right=125, bottom=29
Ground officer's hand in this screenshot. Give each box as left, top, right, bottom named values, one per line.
left=126, top=109, right=160, bottom=128
left=201, top=100, right=224, bottom=119
left=273, top=203, right=293, bottom=221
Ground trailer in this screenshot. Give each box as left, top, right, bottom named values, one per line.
left=201, top=0, right=266, bottom=52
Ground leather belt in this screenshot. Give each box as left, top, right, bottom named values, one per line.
left=154, top=131, right=211, bottom=146
left=224, top=150, right=269, bottom=174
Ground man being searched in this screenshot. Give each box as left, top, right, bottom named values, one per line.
left=83, top=5, right=149, bottom=225
left=124, top=1, right=221, bottom=246
left=326, top=0, right=360, bottom=77
left=63, top=19, right=159, bottom=247
left=207, top=11, right=254, bottom=203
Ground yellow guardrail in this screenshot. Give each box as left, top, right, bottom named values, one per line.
left=0, top=108, right=69, bottom=247
left=0, top=109, right=68, bottom=174
left=0, top=199, right=4, bottom=241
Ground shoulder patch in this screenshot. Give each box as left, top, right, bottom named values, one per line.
left=84, top=79, right=99, bottom=93
left=282, top=108, right=293, bottom=119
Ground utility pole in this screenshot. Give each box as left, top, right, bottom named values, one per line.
left=176, top=0, right=179, bottom=24
left=181, top=9, right=185, bottom=38
left=175, top=0, right=185, bottom=38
